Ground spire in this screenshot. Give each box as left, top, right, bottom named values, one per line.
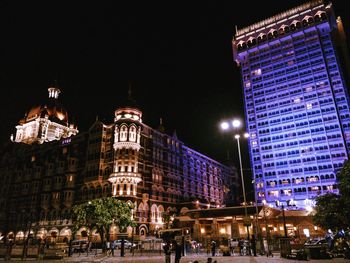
left=158, top=118, right=165, bottom=133
left=172, top=129, right=178, bottom=139
left=121, top=81, right=139, bottom=109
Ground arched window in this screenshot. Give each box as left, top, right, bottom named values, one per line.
left=158, top=205, right=164, bottom=223
left=138, top=203, right=144, bottom=220
left=302, top=19, right=308, bottom=27
left=279, top=27, right=285, bottom=35
left=114, top=127, right=119, bottom=142
left=314, top=14, right=321, bottom=23
left=308, top=17, right=314, bottom=25
left=120, top=125, right=128, bottom=141
left=129, top=125, right=137, bottom=142
left=290, top=23, right=296, bottom=31
left=151, top=204, right=157, bottom=223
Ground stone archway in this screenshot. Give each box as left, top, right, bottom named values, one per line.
left=139, top=224, right=148, bottom=240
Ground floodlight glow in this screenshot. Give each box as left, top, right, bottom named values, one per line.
left=221, top=122, right=229, bottom=130
left=232, top=119, right=241, bottom=128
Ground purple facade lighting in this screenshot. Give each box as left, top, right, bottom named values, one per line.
left=232, top=0, right=350, bottom=209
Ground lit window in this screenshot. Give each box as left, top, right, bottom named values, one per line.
left=305, top=86, right=313, bottom=92
left=294, top=98, right=301, bottom=103
left=258, top=192, right=265, bottom=197
left=252, top=141, right=257, bottom=147
left=257, top=182, right=264, bottom=188
left=268, top=190, right=279, bottom=197
left=326, top=185, right=333, bottom=190
left=295, top=178, right=303, bottom=184
left=245, top=82, right=251, bottom=88
left=309, top=177, right=318, bottom=182
left=252, top=69, right=262, bottom=76
left=283, top=189, right=292, bottom=196
left=307, top=103, right=312, bottom=109
left=25, top=126, right=32, bottom=137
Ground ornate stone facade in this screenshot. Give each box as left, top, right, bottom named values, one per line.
left=0, top=95, right=237, bottom=242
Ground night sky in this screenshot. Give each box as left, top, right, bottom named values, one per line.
left=1, top=0, right=349, bottom=181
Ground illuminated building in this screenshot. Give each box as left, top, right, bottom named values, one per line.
left=0, top=91, right=236, bottom=242
left=13, top=85, right=78, bottom=144
left=232, top=0, right=350, bottom=209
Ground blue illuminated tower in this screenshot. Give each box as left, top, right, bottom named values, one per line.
left=232, top=0, right=350, bottom=209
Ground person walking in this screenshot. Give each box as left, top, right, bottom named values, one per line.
left=211, top=241, right=216, bottom=257
left=110, top=240, right=116, bottom=256
left=206, top=243, right=211, bottom=255
left=173, top=241, right=182, bottom=263
left=163, top=240, right=171, bottom=263
left=106, top=240, right=111, bottom=256
left=86, top=241, right=92, bottom=256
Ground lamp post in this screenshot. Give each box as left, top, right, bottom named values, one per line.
left=275, top=201, right=288, bottom=238
left=220, top=119, right=251, bottom=243
left=262, top=200, right=271, bottom=256
left=234, top=133, right=250, bottom=241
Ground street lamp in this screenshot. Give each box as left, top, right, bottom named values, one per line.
left=220, top=119, right=251, bottom=242
left=275, top=200, right=288, bottom=237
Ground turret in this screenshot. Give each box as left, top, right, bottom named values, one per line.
left=108, top=93, right=143, bottom=197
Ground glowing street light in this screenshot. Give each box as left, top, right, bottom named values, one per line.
left=220, top=118, right=251, bottom=244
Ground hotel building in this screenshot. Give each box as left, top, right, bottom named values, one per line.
left=232, top=0, right=350, bottom=209
left=0, top=87, right=236, bottom=242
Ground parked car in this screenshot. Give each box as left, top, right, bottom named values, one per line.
left=304, top=238, right=327, bottom=246
left=114, top=240, right=135, bottom=249
left=71, top=239, right=89, bottom=253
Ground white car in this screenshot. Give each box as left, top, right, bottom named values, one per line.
left=114, top=240, right=135, bottom=249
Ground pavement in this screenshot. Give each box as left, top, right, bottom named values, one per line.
left=1, top=252, right=350, bottom=263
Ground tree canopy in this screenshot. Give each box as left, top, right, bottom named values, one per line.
left=72, top=197, right=136, bottom=242
left=313, top=160, right=350, bottom=231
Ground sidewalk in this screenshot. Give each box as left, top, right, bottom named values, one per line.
left=2, top=252, right=350, bottom=263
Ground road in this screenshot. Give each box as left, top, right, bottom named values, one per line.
left=2, top=252, right=350, bottom=263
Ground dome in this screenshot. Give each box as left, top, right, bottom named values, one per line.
left=19, top=86, right=70, bottom=126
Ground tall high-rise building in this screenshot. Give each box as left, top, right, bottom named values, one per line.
left=232, top=0, right=350, bottom=209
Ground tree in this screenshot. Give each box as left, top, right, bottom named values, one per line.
left=72, top=197, right=136, bottom=251
left=337, top=160, right=350, bottom=222
left=314, top=160, right=350, bottom=231
left=313, top=193, right=348, bottom=231
left=162, top=208, right=177, bottom=229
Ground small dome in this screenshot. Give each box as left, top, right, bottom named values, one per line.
left=19, top=85, right=71, bottom=126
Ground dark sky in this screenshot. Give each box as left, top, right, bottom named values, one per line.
left=1, top=0, right=349, bottom=171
